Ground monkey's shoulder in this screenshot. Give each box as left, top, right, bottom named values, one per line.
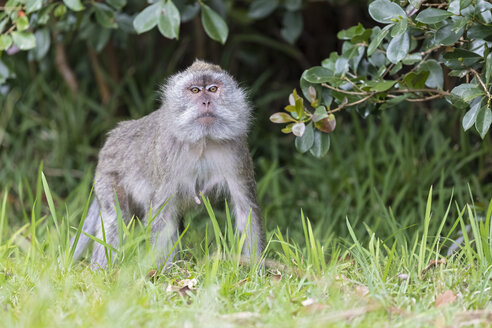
left=98, top=112, right=159, bottom=163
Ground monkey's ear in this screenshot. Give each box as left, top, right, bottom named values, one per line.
left=189, top=59, right=222, bottom=73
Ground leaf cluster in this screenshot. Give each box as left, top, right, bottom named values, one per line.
left=0, top=0, right=305, bottom=85
left=271, top=0, right=492, bottom=155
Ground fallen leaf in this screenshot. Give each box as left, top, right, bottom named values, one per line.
left=233, top=278, right=248, bottom=287
left=355, top=285, right=369, bottom=297
left=300, top=298, right=330, bottom=313
left=421, top=258, right=447, bottom=278
left=146, top=269, right=159, bottom=282
left=166, top=278, right=198, bottom=296
left=397, top=273, right=409, bottom=281
left=301, top=298, right=316, bottom=307
left=335, top=274, right=350, bottom=283
left=270, top=270, right=282, bottom=282
left=435, top=290, right=457, bottom=308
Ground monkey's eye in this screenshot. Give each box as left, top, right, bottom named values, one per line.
left=208, top=86, right=218, bottom=93
left=190, top=87, right=200, bottom=94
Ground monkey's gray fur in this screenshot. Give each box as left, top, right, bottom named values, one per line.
left=72, top=60, right=265, bottom=269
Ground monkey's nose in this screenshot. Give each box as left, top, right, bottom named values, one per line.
left=202, top=101, right=211, bottom=108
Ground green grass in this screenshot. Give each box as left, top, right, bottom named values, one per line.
left=1, top=72, right=492, bottom=326
left=0, top=179, right=491, bottom=327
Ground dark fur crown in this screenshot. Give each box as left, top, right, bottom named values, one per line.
left=187, top=59, right=223, bottom=73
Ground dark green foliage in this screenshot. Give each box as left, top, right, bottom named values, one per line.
left=271, top=0, right=492, bottom=155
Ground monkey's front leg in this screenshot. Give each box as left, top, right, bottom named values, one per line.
left=149, top=199, right=181, bottom=270
left=227, top=179, right=265, bottom=261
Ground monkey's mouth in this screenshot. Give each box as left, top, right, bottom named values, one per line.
left=197, top=112, right=217, bottom=125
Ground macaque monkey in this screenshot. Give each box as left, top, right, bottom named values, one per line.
left=72, top=60, right=265, bottom=269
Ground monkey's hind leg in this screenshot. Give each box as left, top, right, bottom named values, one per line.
left=90, top=187, right=131, bottom=269
left=71, top=199, right=99, bottom=261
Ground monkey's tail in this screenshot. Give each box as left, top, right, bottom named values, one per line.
left=71, top=199, right=99, bottom=261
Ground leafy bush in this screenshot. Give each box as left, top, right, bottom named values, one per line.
left=270, top=0, right=492, bottom=156
left=0, top=0, right=304, bottom=84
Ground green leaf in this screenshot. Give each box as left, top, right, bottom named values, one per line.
left=292, top=122, right=305, bottom=137
left=418, top=60, right=443, bottom=89
left=158, top=0, right=181, bottom=39
left=63, top=0, right=85, bottom=11
left=368, top=0, right=406, bottom=24
left=0, top=34, right=12, bottom=51
left=37, top=4, right=56, bottom=24
left=16, top=15, right=29, bottom=32
left=133, top=2, right=161, bottom=34
left=403, top=71, right=429, bottom=89
left=281, top=123, right=293, bottom=134
left=303, top=66, right=334, bottom=84
left=409, top=0, right=423, bottom=9
left=179, top=2, right=200, bottom=22
left=416, top=8, right=454, bottom=24
left=315, top=114, right=336, bottom=133
left=367, top=24, right=391, bottom=56
left=295, top=123, right=314, bottom=153
left=475, top=105, right=492, bottom=139
left=462, top=97, right=482, bottom=131
left=451, top=16, right=467, bottom=33
left=0, top=18, right=8, bottom=34
left=337, top=23, right=365, bottom=40
left=26, top=0, right=42, bottom=13
left=312, top=106, right=328, bottom=122
left=280, top=11, right=302, bottom=44
left=270, top=112, right=295, bottom=123
left=335, top=57, right=349, bottom=75
left=12, top=31, right=36, bottom=50
left=451, top=83, right=484, bottom=102
left=387, top=31, right=410, bottom=64
left=391, top=17, right=407, bottom=37
left=309, top=130, right=331, bottom=158
left=285, top=0, right=301, bottom=11
left=201, top=4, right=228, bottom=44
left=248, top=0, right=278, bottom=20
left=0, top=59, right=10, bottom=84
left=54, top=4, right=67, bottom=17
left=486, top=53, right=492, bottom=85
left=30, top=28, right=50, bottom=61
left=442, top=49, right=481, bottom=70
left=448, top=0, right=460, bottom=14
left=445, top=94, right=468, bottom=109
left=402, top=53, right=422, bottom=65
left=87, top=26, right=111, bottom=52
left=366, top=80, right=396, bottom=92
left=432, top=24, right=464, bottom=46
left=106, top=0, right=126, bottom=10
left=94, top=3, right=118, bottom=29
left=468, top=24, right=492, bottom=42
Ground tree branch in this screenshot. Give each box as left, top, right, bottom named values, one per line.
left=327, top=94, right=374, bottom=114
left=54, top=39, right=78, bottom=95
left=88, top=45, right=111, bottom=105
left=469, top=68, right=492, bottom=100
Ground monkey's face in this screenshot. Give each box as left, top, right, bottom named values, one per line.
left=162, top=67, right=251, bottom=143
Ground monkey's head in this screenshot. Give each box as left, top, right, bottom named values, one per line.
left=161, top=60, right=252, bottom=143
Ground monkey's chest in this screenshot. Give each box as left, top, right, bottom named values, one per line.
left=178, top=159, right=227, bottom=200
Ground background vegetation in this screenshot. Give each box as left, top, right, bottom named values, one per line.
left=0, top=0, right=491, bottom=326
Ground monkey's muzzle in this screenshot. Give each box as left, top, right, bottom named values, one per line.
left=197, top=112, right=217, bottom=125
